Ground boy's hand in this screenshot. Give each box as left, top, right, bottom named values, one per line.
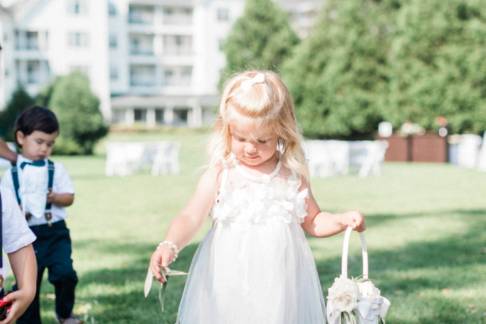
left=46, top=191, right=74, bottom=207
left=0, top=289, right=35, bottom=324
left=341, top=210, right=366, bottom=232
left=46, top=190, right=56, bottom=204
left=149, top=245, right=176, bottom=284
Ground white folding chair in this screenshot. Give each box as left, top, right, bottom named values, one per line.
left=326, top=140, right=350, bottom=176
left=151, top=142, right=180, bottom=175
left=354, top=140, right=388, bottom=177
left=105, top=142, right=145, bottom=176
left=305, top=140, right=335, bottom=177
left=477, top=132, right=486, bottom=172
left=457, top=134, right=481, bottom=168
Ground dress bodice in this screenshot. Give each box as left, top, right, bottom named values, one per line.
left=212, top=160, right=309, bottom=225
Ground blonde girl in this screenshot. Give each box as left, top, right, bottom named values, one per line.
left=150, top=70, right=365, bottom=324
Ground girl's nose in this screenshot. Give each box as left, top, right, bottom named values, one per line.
left=245, top=143, right=257, bottom=154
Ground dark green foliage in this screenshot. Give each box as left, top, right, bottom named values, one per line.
left=283, top=0, right=396, bottom=139
left=220, top=0, right=299, bottom=85
left=385, top=0, right=486, bottom=134
left=0, top=84, right=34, bottom=140
left=35, top=76, right=60, bottom=107
left=283, top=0, right=486, bottom=138
left=49, top=72, right=108, bottom=155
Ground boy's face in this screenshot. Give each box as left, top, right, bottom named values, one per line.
left=16, top=130, right=58, bottom=161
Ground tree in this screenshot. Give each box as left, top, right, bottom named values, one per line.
left=385, top=0, right=486, bottom=134
left=283, top=0, right=398, bottom=139
left=49, top=72, right=108, bottom=155
left=0, top=84, right=34, bottom=140
left=221, top=0, right=299, bottom=85
left=35, top=76, right=60, bottom=107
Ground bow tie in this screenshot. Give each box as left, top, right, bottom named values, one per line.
left=20, top=160, right=46, bottom=169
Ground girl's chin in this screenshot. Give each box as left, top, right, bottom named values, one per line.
left=241, top=158, right=261, bottom=166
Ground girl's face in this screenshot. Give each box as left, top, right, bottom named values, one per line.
left=229, top=119, right=278, bottom=168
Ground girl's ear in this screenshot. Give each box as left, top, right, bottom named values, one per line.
left=16, top=131, right=25, bottom=146
left=277, top=138, right=286, bottom=154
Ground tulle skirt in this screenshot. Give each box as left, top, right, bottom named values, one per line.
left=177, top=221, right=327, bottom=324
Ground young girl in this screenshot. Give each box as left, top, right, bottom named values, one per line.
left=149, top=70, right=365, bottom=324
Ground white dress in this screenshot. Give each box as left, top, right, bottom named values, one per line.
left=176, top=161, right=327, bottom=324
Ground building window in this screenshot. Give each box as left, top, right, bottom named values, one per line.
left=181, top=66, right=192, bottom=85
left=155, top=109, right=165, bottom=124
left=162, top=66, right=192, bottom=86
left=110, top=66, right=118, bottom=81
left=112, top=110, right=126, bottom=124
left=129, top=34, right=154, bottom=55
left=162, top=6, right=192, bottom=25
left=173, top=107, right=189, bottom=125
left=67, top=0, right=88, bottom=15
left=130, top=64, right=156, bottom=86
left=26, top=61, right=40, bottom=84
left=109, top=34, right=118, bottom=49
left=68, top=32, right=89, bottom=48
left=217, top=8, right=229, bottom=21
left=163, top=35, right=192, bottom=55
left=163, top=69, right=174, bottom=85
left=108, top=1, right=117, bottom=16
left=134, top=108, right=147, bottom=122
left=128, top=5, right=154, bottom=25
left=15, top=30, right=46, bottom=51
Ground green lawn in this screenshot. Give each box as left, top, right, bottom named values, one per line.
left=5, top=129, right=486, bottom=323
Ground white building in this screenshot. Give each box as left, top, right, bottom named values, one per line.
left=0, top=0, right=320, bottom=128
left=0, top=0, right=111, bottom=118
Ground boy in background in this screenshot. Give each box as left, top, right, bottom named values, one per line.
left=1, top=106, right=80, bottom=324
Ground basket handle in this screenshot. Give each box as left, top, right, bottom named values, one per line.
left=341, top=227, right=368, bottom=280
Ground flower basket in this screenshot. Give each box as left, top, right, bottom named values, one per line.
left=326, top=227, right=390, bottom=324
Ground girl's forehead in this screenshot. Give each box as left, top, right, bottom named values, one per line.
left=229, top=120, right=274, bottom=138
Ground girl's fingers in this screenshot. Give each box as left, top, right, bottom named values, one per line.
left=150, top=255, right=162, bottom=280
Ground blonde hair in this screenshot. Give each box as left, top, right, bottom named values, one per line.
left=209, top=70, right=309, bottom=180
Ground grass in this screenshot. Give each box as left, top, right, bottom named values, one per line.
left=4, top=129, right=486, bottom=323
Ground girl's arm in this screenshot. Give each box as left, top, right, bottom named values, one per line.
left=0, top=141, right=17, bottom=163
left=301, top=182, right=365, bottom=237
left=150, top=166, right=221, bottom=282
left=0, top=245, right=37, bottom=324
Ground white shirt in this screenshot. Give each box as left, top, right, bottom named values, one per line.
left=0, top=155, right=75, bottom=226
left=0, top=187, right=36, bottom=253
left=0, top=187, right=36, bottom=276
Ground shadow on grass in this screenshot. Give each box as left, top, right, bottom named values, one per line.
left=316, top=209, right=486, bottom=324
left=70, top=242, right=198, bottom=323
left=65, top=209, right=485, bottom=324
left=365, top=208, right=486, bottom=226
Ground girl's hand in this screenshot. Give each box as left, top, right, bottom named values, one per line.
left=0, top=289, right=35, bottom=324
left=149, top=245, right=176, bottom=283
left=341, top=210, right=366, bottom=232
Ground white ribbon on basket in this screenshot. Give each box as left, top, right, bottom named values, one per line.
left=327, top=227, right=390, bottom=324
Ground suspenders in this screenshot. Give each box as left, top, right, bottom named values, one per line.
left=11, top=160, right=55, bottom=225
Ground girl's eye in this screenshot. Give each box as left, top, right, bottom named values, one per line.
left=257, top=139, right=267, bottom=144
left=36, top=140, right=43, bottom=144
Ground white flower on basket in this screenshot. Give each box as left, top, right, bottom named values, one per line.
left=327, top=276, right=359, bottom=313
left=358, top=280, right=381, bottom=298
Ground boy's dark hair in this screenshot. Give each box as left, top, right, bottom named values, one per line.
left=14, top=105, right=59, bottom=144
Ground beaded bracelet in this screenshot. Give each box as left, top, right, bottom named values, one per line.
left=158, top=240, right=179, bottom=262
